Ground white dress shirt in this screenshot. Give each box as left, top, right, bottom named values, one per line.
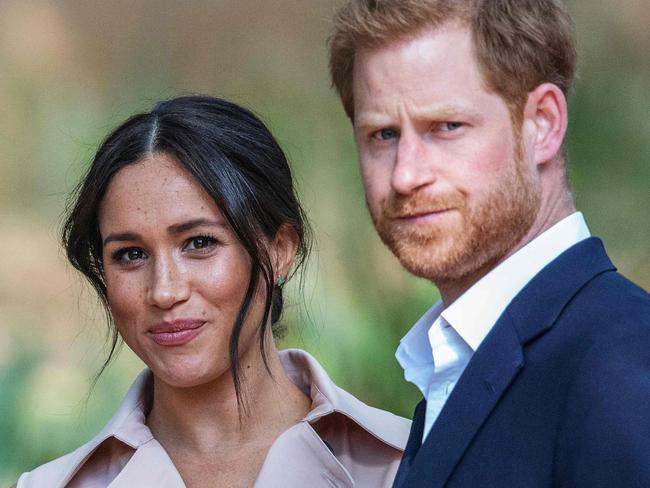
left=396, top=212, right=591, bottom=442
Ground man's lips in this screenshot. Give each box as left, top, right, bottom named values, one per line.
left=148, top=319, right=205, bottom=346
left=393, top=208, right=453, bottom=221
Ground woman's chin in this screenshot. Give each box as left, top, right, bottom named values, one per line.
left=150, top=359, right=226, bottom=390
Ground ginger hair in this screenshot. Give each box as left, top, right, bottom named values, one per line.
left=329, top=0, right=577, bottom=123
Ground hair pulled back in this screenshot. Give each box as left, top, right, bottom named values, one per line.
left=63, top=95, right=310, bottom=408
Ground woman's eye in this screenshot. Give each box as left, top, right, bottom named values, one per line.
left=373, top=128, right=399, bottom=141
left=185, top=235, right=218, bottom=252
left=113, top=248, right=146, bottom=264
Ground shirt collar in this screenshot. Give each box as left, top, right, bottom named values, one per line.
left=52, top=348, right=409, bottom=486
left=102, top=349, right=408, bottom=452
left=37, top=370, right=157, bottom=488
left=100, top=369, right=154, bottom=449
left=279, top=348, right=410, bottom=451
left=395, top=302, right=443, bottom=390
left=442, top=211, right=591, bottom=351
left=395, top=212, right=590, bottom=396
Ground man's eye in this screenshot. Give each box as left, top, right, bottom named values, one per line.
left=185, top=235, right=218, bottom=252
left=441, top=122, right=464, bottom=132
left=373, top=128, right=399, bottom=141
left=113, top=248, right=146, bottom=264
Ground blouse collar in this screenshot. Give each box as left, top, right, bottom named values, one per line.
left=36, top=349, right=408, bottom=488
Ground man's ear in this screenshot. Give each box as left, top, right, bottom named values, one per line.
left=522, top=83, right=568, bottom=166
left=270, top=224, right=299, bottom=283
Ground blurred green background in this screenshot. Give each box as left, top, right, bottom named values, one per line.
left=0, top=0, right=648, bottom=483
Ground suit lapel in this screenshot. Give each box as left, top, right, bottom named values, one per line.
left=402, top=314, right=524, bottom=488
left=392, top=400, right=426, bottom=488
left=505, top=237, right=614, bottom=343
left=400, top=237, right=616, bottom=488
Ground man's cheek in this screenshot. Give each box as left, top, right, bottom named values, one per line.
left=361, top=162, right=387, bottom=195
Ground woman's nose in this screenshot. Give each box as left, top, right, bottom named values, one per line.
left=146, top=256, right=190, bottom=309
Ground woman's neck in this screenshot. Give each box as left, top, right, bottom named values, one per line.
left=146, top=342, right=311, bottom=455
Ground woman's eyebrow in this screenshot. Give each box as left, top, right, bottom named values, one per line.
left=167, top=218, right=227, bottom=235
left=103, top=232, right=140, bottom=246
left=102, top=219, right=227, bottom=246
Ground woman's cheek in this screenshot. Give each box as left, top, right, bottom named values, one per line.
left=192, top=250, right=250, bottom=300
left=106, top=273, right=143, bottom=333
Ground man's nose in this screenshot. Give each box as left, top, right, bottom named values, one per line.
left=391, top=130, right=437, bottom=195
left=146, top=256, right=190, bottom=310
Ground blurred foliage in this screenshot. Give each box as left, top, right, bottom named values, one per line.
left=0, top=0, right=648, bottom=484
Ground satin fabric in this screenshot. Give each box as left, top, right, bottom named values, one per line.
left=18, top=349, right=410, bottom=488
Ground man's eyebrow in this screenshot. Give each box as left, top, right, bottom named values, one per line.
left=355, top=104, right=483, bottom=129
left=354, top=112, right=393, bottom=130
left=167, top=218, right=227, bottom=235
left=420, top=104, right=482, bottom=120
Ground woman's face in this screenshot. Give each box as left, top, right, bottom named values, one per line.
left=98, top=153, right=265, bottom=388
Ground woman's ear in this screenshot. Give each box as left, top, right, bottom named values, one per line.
left=522, top=83, right=568, bottom=166
left=270, top=224, right=299, bottom=283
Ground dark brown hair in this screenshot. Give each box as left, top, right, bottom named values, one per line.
left=63, top=96, right=311, bottom=410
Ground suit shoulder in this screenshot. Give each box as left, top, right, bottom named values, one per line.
left=569, top=270, right=650, bottom=334
left=557, top=271, right=650, bottom=409
left=565, top=272, right=649, bottom=361
left=584, top=269, right=649, bottom=304
left=555, top=274, right=650, bottom=484
left=546, top=270, right=650, bottom=413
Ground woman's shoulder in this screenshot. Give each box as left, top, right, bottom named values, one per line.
left=279, top=348, right=411, bottom=450
left=15, top=371, right=153, bottom=488
left=16, top=438, right=101, bottom=488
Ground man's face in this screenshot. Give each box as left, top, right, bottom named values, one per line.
left=352, top=23, right=541, bottom=284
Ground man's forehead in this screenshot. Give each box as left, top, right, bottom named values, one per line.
left=351, top=25, right=487, bottom=125
left=353, top=26, right=477, bottom=84
left=354, top=22, right=474, bottom=69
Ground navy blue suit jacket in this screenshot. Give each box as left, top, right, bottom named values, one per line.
left=393, top=238, right=650, bottom=488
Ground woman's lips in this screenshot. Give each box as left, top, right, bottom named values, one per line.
left=148, top=319, right=205, bottom=347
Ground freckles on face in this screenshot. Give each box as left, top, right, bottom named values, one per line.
left=97, top=153, right=258, bottom=387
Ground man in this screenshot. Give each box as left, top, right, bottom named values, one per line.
left=328, top=1, right=650, bottom=487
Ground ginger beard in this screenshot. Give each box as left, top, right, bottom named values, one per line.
left=371, top=143, right=541, bottom=284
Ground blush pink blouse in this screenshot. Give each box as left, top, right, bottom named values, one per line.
left=17, top=349, right=410, bottom=487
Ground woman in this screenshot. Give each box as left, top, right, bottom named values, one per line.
left=15, top=96, right=409, bottom=488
